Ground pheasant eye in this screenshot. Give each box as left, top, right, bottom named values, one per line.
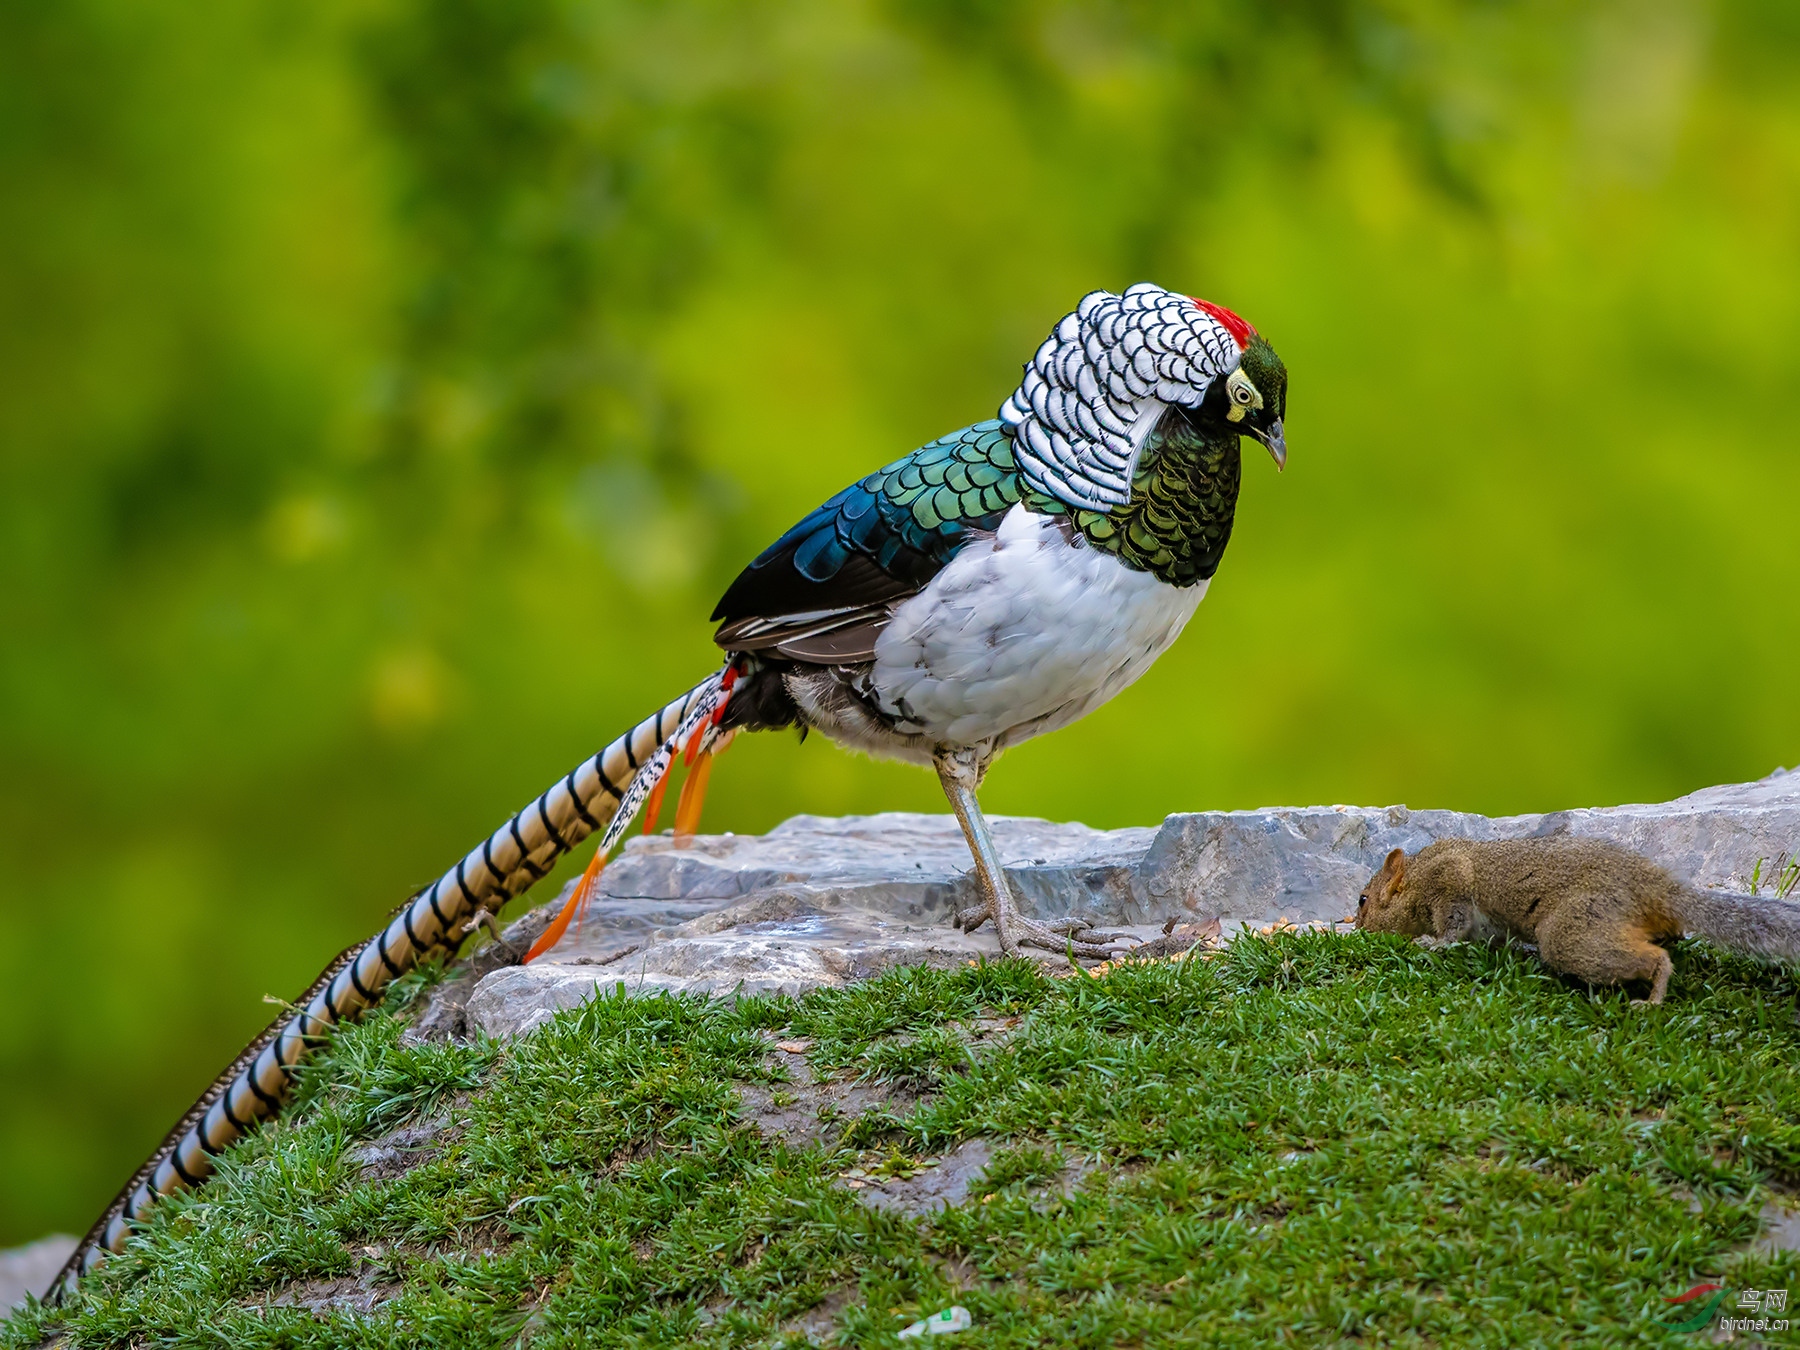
left=1226, top=369, right=1260, bottom=408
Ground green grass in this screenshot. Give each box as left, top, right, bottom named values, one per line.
left=9, top=931, right=1800, bottom=1348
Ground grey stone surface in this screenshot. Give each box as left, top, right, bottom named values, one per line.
left=847, top=1138, right=997, bottom=1217
left=1143, top=767, right=1800, bottom=926
left=465, top=770, right=1800, bottom=1038
left=0, top=1233, right=75, bottom=1315
left=466, top=813, right=1163, bottom=1037
left=265, top=1271, right=400, bottom=1316
left=1751, top=1198, right=1800, bottom=1257
left=347, top=1108, right=462, bottom=1181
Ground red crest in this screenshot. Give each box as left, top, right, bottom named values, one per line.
left=1190, top=297, right=1255, bottom=349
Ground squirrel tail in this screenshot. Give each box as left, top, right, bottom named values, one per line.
left=1676, top=886, right=1800, bottom=965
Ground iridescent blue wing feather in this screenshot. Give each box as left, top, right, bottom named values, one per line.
left=712, top=421, right=1021, bottom=662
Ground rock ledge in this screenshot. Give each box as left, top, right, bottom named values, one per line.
left=457, top=771, right=1800, bottom=1038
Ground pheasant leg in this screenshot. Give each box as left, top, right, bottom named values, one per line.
left=934, top=749, right=1109, bottom=959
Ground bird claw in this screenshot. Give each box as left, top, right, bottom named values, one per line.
left=954, top=903, right=995, bottom=933
left=1014, top=921, right=1113, bottom=960
left=955, top=901, right=1110, bottom=960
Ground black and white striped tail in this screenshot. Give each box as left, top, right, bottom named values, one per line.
left=55, top=669, right=732, bottom=1296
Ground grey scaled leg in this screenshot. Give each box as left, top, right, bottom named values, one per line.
left=934, top=747, right=1110, bottom=959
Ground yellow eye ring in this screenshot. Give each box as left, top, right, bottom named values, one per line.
left=1224, top=368, right=1262, bottom=419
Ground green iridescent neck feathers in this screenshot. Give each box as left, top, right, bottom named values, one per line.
left=1022, top=417, right=1241, bottom=587
left=1033, top=330, right=1288, bottom=585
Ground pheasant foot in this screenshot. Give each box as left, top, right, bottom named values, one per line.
left=953, top=903, right=1113, bottom=959
left=933, top=747, right=1109, bottom=960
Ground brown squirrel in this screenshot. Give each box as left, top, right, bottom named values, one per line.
left=1353, top=836, right=1800, bottom=1003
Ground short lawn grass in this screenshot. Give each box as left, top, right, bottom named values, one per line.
left=8, top=928, right=1800, bottom=1348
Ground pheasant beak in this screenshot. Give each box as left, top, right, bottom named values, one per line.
left=1254, top=419, right=1287, bottom=472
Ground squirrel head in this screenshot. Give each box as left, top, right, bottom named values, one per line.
left=1354, top=847, right=1425, bottom=934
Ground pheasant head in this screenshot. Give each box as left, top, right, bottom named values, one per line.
left=1000, top=282, right=1288, bottom=511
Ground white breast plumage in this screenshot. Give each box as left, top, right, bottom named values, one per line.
left=865, top=504, right=1205, bottom=751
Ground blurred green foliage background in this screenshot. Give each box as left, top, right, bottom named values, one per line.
left=3, top=0, right=1798, bottom=1244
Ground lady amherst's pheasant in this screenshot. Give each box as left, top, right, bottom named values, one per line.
left=60, top=282, right=1288, bottom=1287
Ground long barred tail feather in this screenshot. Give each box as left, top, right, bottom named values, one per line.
left=51, top=941, right=364, bottom=1300
left=54, top=665, right=737, bottom=1298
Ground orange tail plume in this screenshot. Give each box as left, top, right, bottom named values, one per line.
left=673, top=750, right=715, bottom=848
left=682, top=723, right=707, bottom=767
left=641, top=761, right=673, bottom=835
left=523, top=847, right=608, bottom=964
